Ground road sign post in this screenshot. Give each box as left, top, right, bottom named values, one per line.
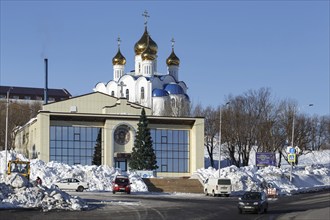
left=288, top=153, right=296, bottom=182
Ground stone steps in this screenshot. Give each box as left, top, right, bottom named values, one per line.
left=143, top=178, right=204, bottom=193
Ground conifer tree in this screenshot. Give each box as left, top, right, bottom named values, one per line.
left=130, top=108, right=158, bottom=170
left=92, top=129, right=102, bottom=165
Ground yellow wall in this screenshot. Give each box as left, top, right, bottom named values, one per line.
left=14, top=92, right=205, bottom=177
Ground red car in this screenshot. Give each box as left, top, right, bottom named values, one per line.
left=112, top=175, right=131, bottom=194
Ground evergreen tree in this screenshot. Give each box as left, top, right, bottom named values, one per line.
left=130, top=108, right=158, bottom=170
left=92, top=129, right=102, bottom=165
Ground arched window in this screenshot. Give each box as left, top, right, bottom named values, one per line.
left=126, top=89, right=129, bottom=99
left=141, top=87, right=145, bottom=100
left=111, top=91, right=114, bottom=96
left=171, top=98, right=176, bottom=107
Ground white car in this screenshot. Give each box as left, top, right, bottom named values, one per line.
left=54, top=178, right=89, bottom=192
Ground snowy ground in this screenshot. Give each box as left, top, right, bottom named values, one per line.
left=0, top=150, right=329, bottom=211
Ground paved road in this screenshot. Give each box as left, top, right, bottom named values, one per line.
left=0, top=190, right=329, bottom=220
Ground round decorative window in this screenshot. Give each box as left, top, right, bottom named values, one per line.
left=114, top=125, right=130, bottom=145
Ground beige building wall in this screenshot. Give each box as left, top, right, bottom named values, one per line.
left=14, top=92, right=204, bottom=177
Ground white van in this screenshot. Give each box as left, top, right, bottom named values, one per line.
left=204, top=178, right=232, bottom=197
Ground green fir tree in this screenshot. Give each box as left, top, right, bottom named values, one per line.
left=130, top=108, right=158, bottom=170
left=92, top=129, right=102, bottom=165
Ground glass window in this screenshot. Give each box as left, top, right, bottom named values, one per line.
left=141, top=87, right=145, bottom=100
left=126, top=89, right=129, bottom=99
left=49, top=126, right=102, bottom=165
left=111, top=91, right=114, bottom=96
left=151, top=129, right=190, bottom=173
left=171, top=98, right=175, bottom=107
left=161, top=136, right=167, bottom=144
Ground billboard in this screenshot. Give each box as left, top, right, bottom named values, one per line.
left=256, top=152, right=276, bottom=167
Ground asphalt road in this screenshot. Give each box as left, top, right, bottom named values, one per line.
left=0, top=190, right=329, bottom=220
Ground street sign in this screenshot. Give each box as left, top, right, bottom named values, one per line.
left=289, top=148, right=296, bottom=154
left=288, top=153, right=296, bottom=163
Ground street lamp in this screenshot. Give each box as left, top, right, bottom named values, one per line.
left=218, top=102, right=230, bottom=178
left=5, top=87, right=13, bottom=173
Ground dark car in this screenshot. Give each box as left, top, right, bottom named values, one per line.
left=238, top=191, right=268, bottom=214
left=112, top=175, right=131, bottom=194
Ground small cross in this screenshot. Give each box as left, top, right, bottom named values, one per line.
left=118, top=81, right=127, bottom=98
left=171, top=37, right=175, bottom=49
left=142, top=10, right=150, bottom=26
left=117, top=36, right=121, bottom=49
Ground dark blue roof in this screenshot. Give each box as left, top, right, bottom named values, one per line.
left=164, top=84, right=184, bottom=95
left=152, top=89, right=169, bottom=97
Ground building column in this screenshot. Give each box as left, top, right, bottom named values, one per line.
left=103, top=120, right=115, bottom=167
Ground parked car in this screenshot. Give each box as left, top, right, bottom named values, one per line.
left=204, top=178, right=231, bottom=197
left=54, top=178, right=89, bottom=192
left=238, top=191, right=268, bottom=214
left=112, top=175, right=131, bottom=194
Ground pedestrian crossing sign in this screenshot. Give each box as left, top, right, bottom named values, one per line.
left=288, top=153, right=296, bottom=163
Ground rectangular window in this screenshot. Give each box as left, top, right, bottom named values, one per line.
left=161, top=136, right=167, bottom=144
left=49, top=126, right=102, bottom=165
left=151, top=129, right=190, bottom=173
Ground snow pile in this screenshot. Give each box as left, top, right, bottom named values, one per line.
left=29, top=159, right=148, bottom=192
left=0, top=150, right=329, bottom=211
left=195, top=150, right=330, bottom=196
left=0, top=173, right=86, bottom=211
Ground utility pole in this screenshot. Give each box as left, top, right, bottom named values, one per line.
left=218, top=102, right=230, bottom=178
left=5, top=87, right=13, bottom=173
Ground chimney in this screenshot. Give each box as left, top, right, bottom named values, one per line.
left=44, top=58, right=48, bottom=104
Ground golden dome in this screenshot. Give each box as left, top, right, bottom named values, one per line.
left=134, top=27, right=158, bottom=56
left=166, top=49, right=180, bottom=66
left=141, top=44, right=157, bottom=61
left=112, top=48, right=126, bottom=65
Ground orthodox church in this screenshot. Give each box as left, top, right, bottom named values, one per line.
left=93, top=11, right=190, bottom=116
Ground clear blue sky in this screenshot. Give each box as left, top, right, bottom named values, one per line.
left=1, top=1, right=329, bottom=116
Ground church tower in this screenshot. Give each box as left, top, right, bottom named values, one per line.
left=134, top=11, right=158, bottom=77
left=112, top=37, right=126, bottom=82
left=166, top=38, right=180, bottom=81
left=94, top=10, right=190, bottom=117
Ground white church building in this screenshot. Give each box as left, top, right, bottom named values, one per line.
left=94, top=11, right=190, bottom=116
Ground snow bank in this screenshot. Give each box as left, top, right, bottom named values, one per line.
left=0, top=173, right=86, bottom=211
left=0, top=150, right=329, bottom=211
left=196, top=153, right=330, bottom=196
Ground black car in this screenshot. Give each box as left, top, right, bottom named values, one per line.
left=238, top=191, right=268, bottom=214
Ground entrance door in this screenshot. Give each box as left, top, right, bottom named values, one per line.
left=115, top=159, right=127, bottom=171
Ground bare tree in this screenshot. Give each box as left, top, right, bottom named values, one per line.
left=191, top=88, right=330, bottom=169
left=309, top=115, right=330, bottom=150
left=0, top=101, right=42, bottom=150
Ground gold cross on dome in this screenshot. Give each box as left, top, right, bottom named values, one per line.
left=171, top=37, right=175, bottom=49
left=142, top=10, right=150, bottom=26
left=117, top=36, right=121, bottom=48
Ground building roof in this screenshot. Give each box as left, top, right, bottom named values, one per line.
left=0, top=86, right=71, bottom=101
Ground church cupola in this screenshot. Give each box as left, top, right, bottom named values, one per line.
left=113, top=37, right=126, bottom=82
left=166, top=38, right=180, bottom=81
left=134, top=27, right=158, bottom=56
left=142, top=38, right=157, bottom=61
left=134, top=10, right=158, bottom=76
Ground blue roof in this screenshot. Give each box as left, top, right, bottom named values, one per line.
left=164, top=84, right=184, bottom=95
left=152, top=89, right=169, bottom=97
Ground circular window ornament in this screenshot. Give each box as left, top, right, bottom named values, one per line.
left=114, top=125, right=130, bottom=145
